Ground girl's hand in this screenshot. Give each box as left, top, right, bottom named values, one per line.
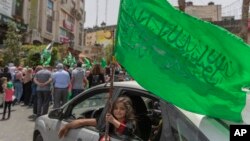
left=58, top=125, right=70, bottom=139
left=106, top=113, right=115, bottom=123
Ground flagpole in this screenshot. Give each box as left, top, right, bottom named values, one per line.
left=104, top=29, right=115, bottom=141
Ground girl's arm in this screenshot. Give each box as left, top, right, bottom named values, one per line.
left=58, top=118, right=97, bottom=139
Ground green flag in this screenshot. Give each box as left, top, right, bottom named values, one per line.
left=101, top=58, right=107, bottom=68
left=115, top=0, right=250, bottom=122
left=41, top=42, right=53, bottom=66
left=84, top=57, right=92, bottom=69
left=63, top=52, right=76, bottom=68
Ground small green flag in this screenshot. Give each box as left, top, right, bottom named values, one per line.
left=84, top=57, right=92, bottom=69
left=63, top=52, right=76, bottom=68
left=40, top=42, right=53, bottom=66
left=115, top=0, right=250, bottom=122
left=101, top=58, right=107, bottom=68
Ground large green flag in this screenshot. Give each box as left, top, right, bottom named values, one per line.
left=115, top=0, right=250, bottom=122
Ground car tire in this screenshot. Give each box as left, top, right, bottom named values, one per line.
left=35, top=134, right=43, bottom=141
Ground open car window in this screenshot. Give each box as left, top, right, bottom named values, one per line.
left=110, top=89, right=163, bottom=141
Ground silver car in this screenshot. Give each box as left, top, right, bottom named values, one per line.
left=33, top=81, right=250, bottom=141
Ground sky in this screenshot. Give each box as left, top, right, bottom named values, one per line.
left=84, top=0, right=240, bottom=28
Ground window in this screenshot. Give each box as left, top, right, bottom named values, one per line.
left=46, top=16, right=53, bottom=33
left=67, top=15, right=75, bottom=24
left=166, top=104, right=209, bottom=141
left=71, top=92, right=109, bottom=119
left=48, top=0, right=53, bottom=9
left=79, top=23, right=83, bottom=45
left=46, top=0, right=53, bottom=33
left=117, top=90, right=161, bottom=141
left=60, top=28, right=67, bottom=37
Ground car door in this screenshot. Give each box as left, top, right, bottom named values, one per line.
left=159, top=102, right=211, bottom=141
left=47, top=87, right=111, bottom=141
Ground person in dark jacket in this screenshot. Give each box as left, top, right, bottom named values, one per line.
left=87, top=64, right=105, bottom=88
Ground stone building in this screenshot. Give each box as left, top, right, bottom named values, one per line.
left=27, top=0, right=85, bottom=56
left=0, top=0, right=29, bottom=47
left=0, top=0, right=86, bottom=57
left=81, top=24, right=116, bottom=62
left=185, top=1, right=221, bottom=21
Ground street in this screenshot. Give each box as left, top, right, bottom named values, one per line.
left=0, top=104, right=35, bottom=141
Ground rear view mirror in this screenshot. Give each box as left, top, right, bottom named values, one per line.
left=48, top=108, right=64, bottom=120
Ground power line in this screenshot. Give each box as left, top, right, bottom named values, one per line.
left=222, top=0, right=241, bottom=9
left=222, top=0, right=242, bottom=19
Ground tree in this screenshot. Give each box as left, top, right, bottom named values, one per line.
left=3, top=21, right=22, bottom=66
left=240, top=0, right=250, bottom=42
left=178, top=0, right=186, bottom=12
left=22, top=44, right=60, bottom=67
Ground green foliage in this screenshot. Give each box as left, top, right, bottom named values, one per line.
left=21, top=44, right=62, bottom=67
left=22, top=45, right=45, bottom=67
left=2, top=21, right=22, bottom=66
left=1, top=21, right=67, bottom=67
left=51, top=48, right=59, bottom=66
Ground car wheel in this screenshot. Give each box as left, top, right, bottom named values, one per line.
left=35, top=133, right=43, bottom=141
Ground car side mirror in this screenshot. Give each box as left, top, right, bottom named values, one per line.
left=48, top=108, right=64, bottom=120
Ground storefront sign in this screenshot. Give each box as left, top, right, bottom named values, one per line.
left=60, top=36, right=70, bottom=43
left=0, top=0, right=13, bottom=17
left=0, top=13, right=28, bottom=32
left=63, top=20, right=74, bottom=32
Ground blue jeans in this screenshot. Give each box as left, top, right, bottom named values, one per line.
left=14, top=81, right=23, bottom=102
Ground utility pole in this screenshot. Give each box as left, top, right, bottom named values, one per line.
left=178, top=0, right=186, bottom=12
left=240, top=0, right=250, bottom=42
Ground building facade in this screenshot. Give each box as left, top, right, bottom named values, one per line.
left=81, top=25, right=116, bottom=62
left=185, top=2, right=222, bottom=21
left=27, top=0, right=85, bottom=55
left=0, top=0, right=28, bottom=47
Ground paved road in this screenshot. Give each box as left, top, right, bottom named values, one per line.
left=0, top=104, right=35, bottom=141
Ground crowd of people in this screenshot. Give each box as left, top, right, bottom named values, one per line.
left=0, top=61, right=132, bottom=121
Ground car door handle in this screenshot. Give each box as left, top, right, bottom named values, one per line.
left=77, top=138, right=82, bottom=141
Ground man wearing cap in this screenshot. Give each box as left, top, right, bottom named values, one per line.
left=52, top=63, right=71, bottom=108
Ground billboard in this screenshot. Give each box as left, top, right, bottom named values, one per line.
left=96, top=29, right=114, bottom=48
left=0, top=0, right=13, bottom=17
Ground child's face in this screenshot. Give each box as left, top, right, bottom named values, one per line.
left=113, top=102, right=126, bottom=121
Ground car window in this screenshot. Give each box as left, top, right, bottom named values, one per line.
left=145, top=99, right=163, bottom=141
left=117, top=89, right=163, bottom=141
left=166, top=104, right=209, bottom=141
left=71, top=91, right=109, bottom=119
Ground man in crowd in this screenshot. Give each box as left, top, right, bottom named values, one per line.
left=52, top=63, right=70, bottom=108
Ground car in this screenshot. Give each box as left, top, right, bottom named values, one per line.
left=33, top=81, right=250, bottom=141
